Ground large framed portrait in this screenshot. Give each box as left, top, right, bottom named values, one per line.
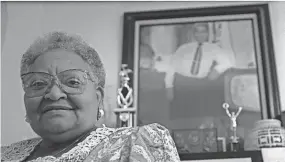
left=120, top=3, right=281, bottom=152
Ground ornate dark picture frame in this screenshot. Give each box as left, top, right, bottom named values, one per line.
left=120, top=3, right=281, bottom=133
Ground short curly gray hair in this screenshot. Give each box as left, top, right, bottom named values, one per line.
left=20, top=31, right=106, bottom=88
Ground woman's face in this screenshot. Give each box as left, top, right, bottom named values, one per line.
left=24, top=49, right=103, bottom=143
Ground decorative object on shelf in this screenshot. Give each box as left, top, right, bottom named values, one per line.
left=244, top=119, right=285, bottom=150
left=173, top=129, right=218, bottom=153
left=222, top=103, right=243, bottom=152
left=114, top=64, right=135, bottom=127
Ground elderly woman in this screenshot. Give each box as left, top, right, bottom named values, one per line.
left=1, top=31, right=180, bottom=162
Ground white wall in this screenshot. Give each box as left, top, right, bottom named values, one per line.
left=1, top=1, right=285, bottom=145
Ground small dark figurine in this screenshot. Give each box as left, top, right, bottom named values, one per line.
left=275, top=111, right=285, bottom=127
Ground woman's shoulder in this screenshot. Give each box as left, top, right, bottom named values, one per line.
left=113, top=123, right=169, bottom=137
left=134, top=122, right=171, bottom=137
left=1, top=137, right=41, bottom=161
left=109, top=123, right=172, bottom=148
left=85, top=123, right=179, bottom=162
left=92, top=123, right=171, bottom=148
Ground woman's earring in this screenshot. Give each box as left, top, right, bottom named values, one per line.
left=25, top=115, right=31, bottom=123
left=97, top=109, right=105, bottom=120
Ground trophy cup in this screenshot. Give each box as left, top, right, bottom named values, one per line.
left=114, top=64, right=135, bottom=127
left=222, top=103, right=243, bottom=152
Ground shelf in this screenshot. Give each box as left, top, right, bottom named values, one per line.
left=179, top=150, right=263, bottom=161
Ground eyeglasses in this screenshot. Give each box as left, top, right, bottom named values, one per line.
left=21, top=69, right=96, bottom=98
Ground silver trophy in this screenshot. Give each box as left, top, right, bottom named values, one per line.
left=222, top=103, right=243, bottom=151
left=114, top=64, right=135, bottom=127
left=117, top=64, right=133, bottom=109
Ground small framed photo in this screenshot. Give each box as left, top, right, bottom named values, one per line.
left=172, top=128, right=218, bottom=154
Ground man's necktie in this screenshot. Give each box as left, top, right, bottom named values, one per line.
left=190, top=43, right=203, bottom=75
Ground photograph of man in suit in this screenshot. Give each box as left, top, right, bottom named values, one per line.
left=165, top=22, right=234, bottom=119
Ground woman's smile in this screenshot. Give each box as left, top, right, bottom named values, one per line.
left=41, top=105, right=74, bottom=114
left=42, top=109, right=74, bottom=116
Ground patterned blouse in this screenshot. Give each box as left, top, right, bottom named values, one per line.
left=1, top=123, right=181, bottom=162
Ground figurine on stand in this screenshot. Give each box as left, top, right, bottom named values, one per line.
left=222, top=103, right=243, bottom=152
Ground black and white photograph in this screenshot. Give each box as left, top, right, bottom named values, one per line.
left=1, top=1, right=285, bottom=162
left=136, top=18, right=261, bottom=135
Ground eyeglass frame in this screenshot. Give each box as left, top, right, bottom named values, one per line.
left=20, top=69, right=98, bottom=97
